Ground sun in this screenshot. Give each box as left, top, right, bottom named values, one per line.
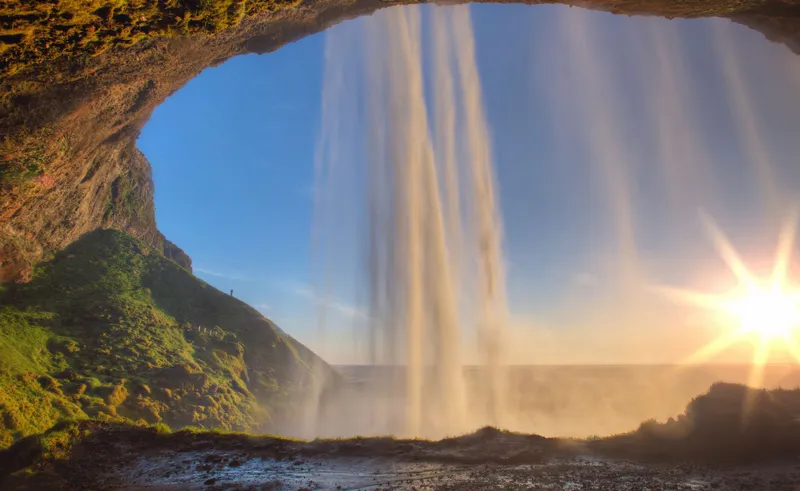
left=728, top=287, right=800, bottom=339
left=655, top=208, right=800, bottom=376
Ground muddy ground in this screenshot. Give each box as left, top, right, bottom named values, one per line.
left=2, top=423, right=800, bottom=490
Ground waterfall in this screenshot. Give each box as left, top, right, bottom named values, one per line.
left=314, top=4, right=510, bottom=438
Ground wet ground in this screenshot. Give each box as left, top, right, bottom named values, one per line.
left=104, top=450, right=800, bottom=490
left=3, top=423, right=800, bottom=490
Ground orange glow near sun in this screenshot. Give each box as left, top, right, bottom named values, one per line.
left=656, top=209, right=800, bottom=390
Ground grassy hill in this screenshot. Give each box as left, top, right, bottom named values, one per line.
left=0, top=229, right=335, bottom=448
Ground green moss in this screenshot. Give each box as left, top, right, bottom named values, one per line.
left=96, top=384, right=128, bottom=406
left=0, top=155, right=44, bottom=186
left=0, top=376, right=85, bottom=448
left=0, top=308, right=56, bottom=375
left=0, top=0, right=305, bottom=79
left=152, top=422, right=171, bottom=435
left=0, top=134, right=67, bottom=215
left=0, top=229, right=325, bottom=449
left=102, top=169, right=151, bottom=224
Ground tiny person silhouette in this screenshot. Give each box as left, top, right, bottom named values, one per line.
left=230, top=289, right=234, bottom=297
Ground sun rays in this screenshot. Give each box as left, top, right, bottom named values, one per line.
left=656, top=209, right=800, bottom=379
left=653, top=209, right=800, bottom=422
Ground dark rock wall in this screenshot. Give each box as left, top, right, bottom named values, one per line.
left=2, top=0, right=799, bottom=280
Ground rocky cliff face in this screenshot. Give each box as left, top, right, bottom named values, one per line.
left=1, top=0, right=800, bottom=280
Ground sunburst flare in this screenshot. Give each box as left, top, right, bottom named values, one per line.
left=656, top=209, right=800, bottom=388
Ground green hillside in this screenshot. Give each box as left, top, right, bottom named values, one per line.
left=0, top=229, right=334, bottom=448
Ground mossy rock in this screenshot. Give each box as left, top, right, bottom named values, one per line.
left=153, top=387, right=174, bottom=402
left=100, top=405, right=118, bottom=417
left=85, top=404, right=117, bottom=418
left=120, top=396, right=165, bottom=424
left=2, top=410, right=23, bottom=431
left=66, top=383, right=87, bottom=396
left=17, top=373, right=38, bottom=384
left=96, top=384, right=128, bottom=406
left=132, top=382, right=151, bottom=396
left=53, top=369, right=78, bottom=380
left=37, top=375, right=59, bottom=391
left=139, top=405, right=161, bottom=424
left=46, top=337, right=80, bottom=355
left=201, top=395, right=218, bottom=408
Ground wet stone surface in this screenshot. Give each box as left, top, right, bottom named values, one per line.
left=109, top=451, right=800, bottom=490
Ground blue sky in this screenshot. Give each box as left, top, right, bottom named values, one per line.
left=138, top=5, right=800, bottom=364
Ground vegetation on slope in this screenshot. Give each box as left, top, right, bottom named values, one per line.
left=593, top=382, right=800, bottom=461
left=0, top=229, right=331, bottom=449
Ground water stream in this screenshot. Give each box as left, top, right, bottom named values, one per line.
left=313, top=5, right=509, bottom=438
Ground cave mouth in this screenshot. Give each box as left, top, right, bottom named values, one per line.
left=137, top=3, right=800, bottom=372
left=0, top=0, right=800, bottom=448
left=2, top=1, right=800, bottom=288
